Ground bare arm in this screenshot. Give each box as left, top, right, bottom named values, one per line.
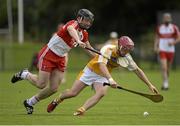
left=67, top=25, right=85, bottom=48
left=99, top=63, right=112, bottom=79
left=84, top=41, right=96, bottom=57
left=169, top=26, right=180, bottom=46
left=175, top=35, right=180, bottom=44
left=169, top=34, right=180, bottom=46
left=154, top=34, right=159, bottom=53
left=134, top=66, right=159, bottom=94
left=99, top=63, right=117, bottom=88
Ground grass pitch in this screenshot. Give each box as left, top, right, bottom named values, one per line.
left=0, top=70, right=180, bottom=125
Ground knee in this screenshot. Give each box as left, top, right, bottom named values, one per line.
left=97, top=91, right=107, bottom=98
left=96, top=93, right=105, bottom=100
left=38, top=84, right=46, bottom=89
left=69, top=91, right=78, bottom=97
left=49, top=85, right=59, bottom=93
left=162, top=66, right=167, bottom=72
left=160, top=63, right=167, bottom=71
left=37, top=81, right=48, bottom=89
left=99, top=93, right=106, bottom=98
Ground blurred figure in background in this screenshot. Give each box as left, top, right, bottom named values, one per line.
left=11, top=9, right=95, bottom=114
left=106, top=31, right=118, bottom=45
left=95, top=31, right=118, bottom=49
left=154, top=13, right=180, bottom=90
left=29, top=52, right=39, bottom=71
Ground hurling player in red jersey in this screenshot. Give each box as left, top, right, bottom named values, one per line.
left=11, top=9, right=96, bottom=114
left=154, top=13, right=180, bottom=90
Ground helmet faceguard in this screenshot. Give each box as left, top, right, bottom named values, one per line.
left=118, top=36, right=134, bottom=56
left=77, top=9, right=94, bottom=29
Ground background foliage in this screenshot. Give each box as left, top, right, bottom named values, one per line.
left=1, top=0, right=180, bottom=42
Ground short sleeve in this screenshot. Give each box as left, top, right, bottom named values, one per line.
left=66, top=20, right=78, bottom=28
left=118, top=54, right=137, bottom=71
left=98, top=45, right=112, bottom=64
left=82, top=31, right=89, bottom=42
left=126, top=54, right=138, bottom=71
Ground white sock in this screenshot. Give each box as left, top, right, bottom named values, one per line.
left=27, top=96, right=39, bottom=106
left=21, top=71, right=30, bottom=79
left=163, top=79, right=169, bottom=88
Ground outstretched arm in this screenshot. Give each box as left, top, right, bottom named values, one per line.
left=67, top=25, right=86, bottom=48
left=134, top=66, right=159, bottom=94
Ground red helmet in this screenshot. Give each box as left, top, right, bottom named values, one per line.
left=118, top=36, right=134, bottom=51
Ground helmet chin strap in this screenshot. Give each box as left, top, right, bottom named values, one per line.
left=118, top=45, right=123, bottom=56
left=78, top=17, right=82, bottom=23
left=119, top=45, right=122, bottom=51
left=118, top=45, right=130, bottom=57
left=80, top=17, right=83, bottom=22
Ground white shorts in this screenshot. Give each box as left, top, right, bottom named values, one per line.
left=78, top=67, right=108, bottom=86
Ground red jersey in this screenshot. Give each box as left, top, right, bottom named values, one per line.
left=57, top=20, right=89, bottom=48
left=47, top=20, right=89, bottom=57
left=156, top=23, right=180, bottom=52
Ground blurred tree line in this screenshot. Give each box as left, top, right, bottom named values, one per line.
left=1, top=0, right=180, bottom=43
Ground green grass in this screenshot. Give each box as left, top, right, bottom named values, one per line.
left=0, top=42, right=91, bottom=71
left=0, top=70, right=180, bottom=125
left=0, top=42, right=43, bottom=71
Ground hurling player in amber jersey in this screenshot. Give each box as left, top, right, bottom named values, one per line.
left=47, top=36, right=159, bottom=116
